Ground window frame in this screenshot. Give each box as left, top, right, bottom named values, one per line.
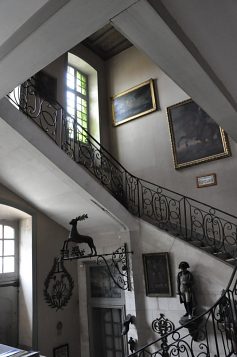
left=0, top=220, right=18, bottom=284
left=66, top=65, right=89, bottom=143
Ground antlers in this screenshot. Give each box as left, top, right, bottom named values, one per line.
left=75, top=214, right=88, bottom=222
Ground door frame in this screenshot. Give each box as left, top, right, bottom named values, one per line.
left=86, top=262, right=128, bottom=357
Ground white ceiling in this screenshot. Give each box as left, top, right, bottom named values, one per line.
left=0, top=0, right=237, bottom=231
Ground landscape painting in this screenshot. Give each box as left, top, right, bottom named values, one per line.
left=112, top=79, right=157, bottom=126
left=167, top=99, right=231, bottom=169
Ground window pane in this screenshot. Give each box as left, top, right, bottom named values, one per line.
left=66, top=72, right=74, bottom=90
left=3, top=257, right=14, bottom=273
left=67, top=91, right=75, bottom=112
left=0, top=240, right=2, bottom=256
left=4, top=226, right=14, bottom=239
left=0, top=225, right=2, bottom=238
left=0, top=258, right=2, bottom=273
left=4, top=240, right=14, bottom=256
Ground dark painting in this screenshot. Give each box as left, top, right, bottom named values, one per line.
left=143, top=253, right=172, bottom=297
left=90, top=265, right=121, bottom=298
left=112, top=79, right=157, bottom=126
left=167, top=99, right=231, bottom=169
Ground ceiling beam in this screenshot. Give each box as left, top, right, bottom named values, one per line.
left=111, top=0, right=237, bottom=141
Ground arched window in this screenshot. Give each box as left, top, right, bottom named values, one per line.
left=0, top=222, right=17, bottom=281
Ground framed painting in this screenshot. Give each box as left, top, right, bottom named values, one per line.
left=143, top=252, right=172, bottom=297
left=53, top=344, right=69, bottom=357
left=196, top=173, right=217, bottom=188
left=167, top=99, right=231, bottom=169
left=112, top=79, right=157, bottom=126
left=35, top=70, right=57, bottom=103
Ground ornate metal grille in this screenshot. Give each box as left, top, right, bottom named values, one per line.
left=7, top=79, right=237, bottom=263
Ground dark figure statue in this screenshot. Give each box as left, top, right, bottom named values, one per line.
left=177, top=261, right=195, bottom=319
left=128, top=337, right=136, bottom=354
left=63, top=215, right=97, bottom=256
left=121, top=314, right=134, bottom=335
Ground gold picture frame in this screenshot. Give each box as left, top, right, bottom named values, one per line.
left=112, top=79, right=157, bottom=126
left=167, top=99, right=231, bottom=169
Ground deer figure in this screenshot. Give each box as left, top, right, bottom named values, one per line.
left=63, top=214, right=97, bottom=256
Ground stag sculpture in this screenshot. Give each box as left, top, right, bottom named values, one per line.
left=63, top=214, right=97, bottom=256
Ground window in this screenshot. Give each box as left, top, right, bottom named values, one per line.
left=0, top=222, right=17, bottom=280
left=66, top=65, right=89, bottom=143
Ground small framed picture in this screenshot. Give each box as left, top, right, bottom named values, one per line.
left=53, top=344, right=69, bottom=357
left=143, top=252, right=172, bottom=297
left=196, top=173, right=217, bottom=188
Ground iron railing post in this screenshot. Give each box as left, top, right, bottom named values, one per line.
left=137, top=177, right=141, bottom=217
left=183, top=196, right=188, bottom=240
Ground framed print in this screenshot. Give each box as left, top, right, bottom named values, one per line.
left=35, top=70, right=57, bottom=102
left=167, top=99, right=231, bottom=169
left=112, top=79, right=157, bottom=126
left=196, top=173, right=217, bottom=188
left=53, top=344, right=69, bottom=357
left=143, top=252, right=172, bottom=297
left=89, top=265, right=121, bottom=299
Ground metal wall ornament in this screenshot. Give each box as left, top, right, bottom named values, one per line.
left=44, top=215, right=133, bottom=310
left=43, top=257, right=74, bottom=310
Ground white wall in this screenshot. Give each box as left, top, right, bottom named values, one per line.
left=131, top=220, right=232, bottom=349
left=77, top=220, right=233, bottom=355
left=19, top=217, right=33, bottom=348
left=106, top=46, right=237, bottom=217
left=0, top=183, right=80, bottom=357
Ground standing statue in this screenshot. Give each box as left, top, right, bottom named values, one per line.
left=177, top=261, right=195, bottom=319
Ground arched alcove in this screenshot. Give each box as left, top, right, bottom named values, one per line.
left=0, top=203, right=34, bottom=349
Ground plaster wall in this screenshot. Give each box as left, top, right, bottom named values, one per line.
left=0, top=183, right=80, bottom=357
left=77, top=219, right=232, bottom=355
left=106, top=46, right=237, bottom=217
left=130, top=220, right=232, bottom=349
left=19, top=217, right=33, bottom=348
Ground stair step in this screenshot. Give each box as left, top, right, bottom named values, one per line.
left=201, top=246, right=216, bottom=253
left=190, top=240, right=203, bottom=247
left=224, top=258, right=237, bottom=266
left=213, top=251, right=231, bottom=260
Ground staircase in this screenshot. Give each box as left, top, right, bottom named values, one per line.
left=129, top=264, right=237, bottom=356
left=7, top=77, right=237, bottom=266
left=6, top=76, right=237, bottom=357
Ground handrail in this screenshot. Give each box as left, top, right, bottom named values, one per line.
left=6, top=76, right=237, bottom=357
left=130, top=264, right=237, bottom=355
left=128, top=264, right=237, bottom=357
left=6, top=78, right=237, bottom=262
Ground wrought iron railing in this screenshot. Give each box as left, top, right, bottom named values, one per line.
left=129, top=264, right=237, bottom=357
left=6, top=78, right=237, bottom=262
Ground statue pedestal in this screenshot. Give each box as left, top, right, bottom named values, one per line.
left=179, top=314, right=205, bottom=342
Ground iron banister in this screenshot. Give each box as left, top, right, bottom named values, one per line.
left=128, top=264, right=237, bottom=356
left=7, top=79, right=237, bottom=261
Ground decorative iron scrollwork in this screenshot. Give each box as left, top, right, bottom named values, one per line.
left=61, top=243, right=132, bottom=291
left=152, top=313, right=175, bottom=336
left=7, top=79, right=237, bottom=263
left=43, top=258, right=74, bottom=310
